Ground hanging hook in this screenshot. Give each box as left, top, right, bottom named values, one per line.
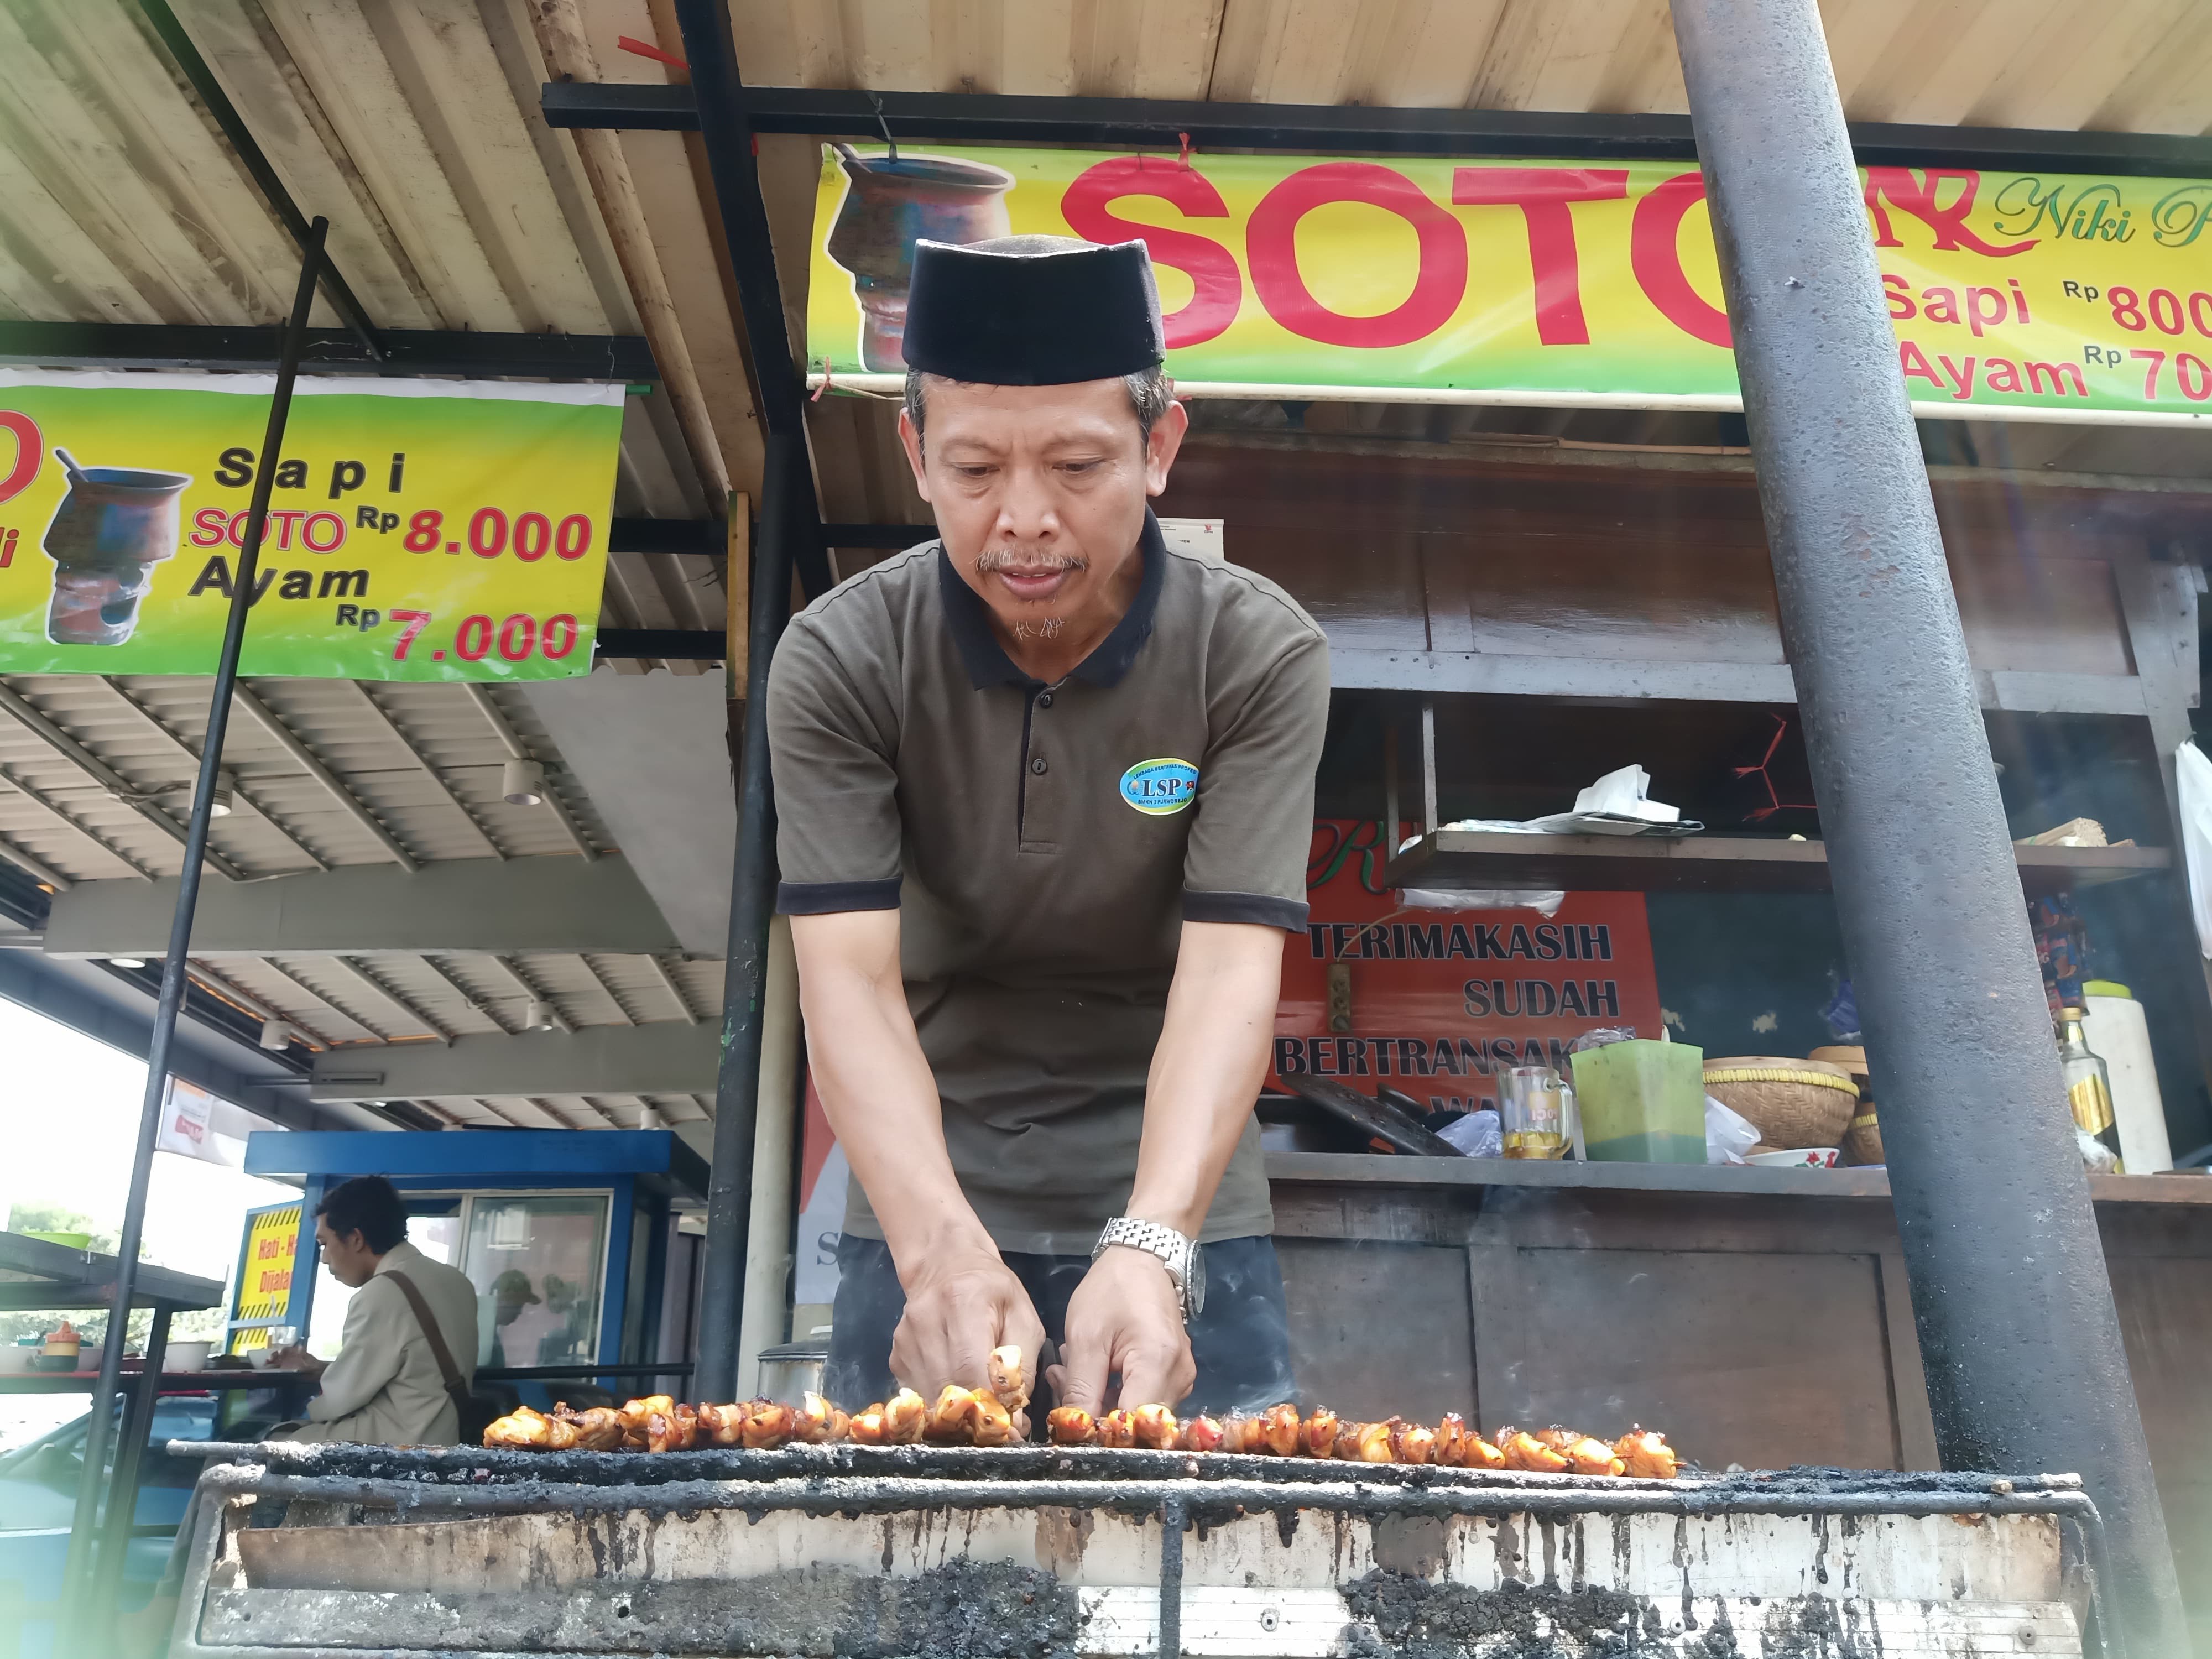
left=867, top=91, right=898, bottom=165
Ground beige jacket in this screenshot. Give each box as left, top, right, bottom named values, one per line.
left=289, top=1240, right=479, bottom=1446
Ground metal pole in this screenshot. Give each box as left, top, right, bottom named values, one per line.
left=667, top=0, right=828, bottom=1402
left=1666, top=3, right=2186, bottom=1649
left=734, top=914, right=801, bottom=1399
left=56, top=220, right=327, bottom=1642
left=696, top=434, right=798, bottom=1403
left=90, top=1301, right=170, bottom=1646
left=667, top=0, right=832, bottom=598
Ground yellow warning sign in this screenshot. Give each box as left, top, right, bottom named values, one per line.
left=228, top=1202, right=300, bottom=1355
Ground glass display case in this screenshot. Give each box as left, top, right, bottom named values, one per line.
left=458, top=1193, right=609, bottom=1370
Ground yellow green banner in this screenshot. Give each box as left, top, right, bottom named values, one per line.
left=0, top=371, right=621, bottom=680
left=806, top=146, right=2212, bottom=425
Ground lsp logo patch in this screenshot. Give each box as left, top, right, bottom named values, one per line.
left=1120, top=758, right=1198, bottom=816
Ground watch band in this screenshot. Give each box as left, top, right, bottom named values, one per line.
left=1093, top=1217, right=1194, bottom=1319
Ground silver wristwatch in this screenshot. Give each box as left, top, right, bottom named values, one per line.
left=1093, top=1217, right=1206, bottom=1322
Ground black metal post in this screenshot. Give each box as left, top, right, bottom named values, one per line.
left=667, top=0, right=832, bottom=599
left=90, top=1302, right=170, bottom=1646
left=695, top=433, right=800, bottom=1403
left=1667, top=2, right=2185, bottom=1649
left=670, top=0, right=827, bottom=1402
left=56, top=220, right=327, bottom=1645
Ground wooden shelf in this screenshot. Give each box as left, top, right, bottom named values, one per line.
left=1380, top=829, right=2170, bottom=897
left=1264, top=1151, right=2212, bottom=1206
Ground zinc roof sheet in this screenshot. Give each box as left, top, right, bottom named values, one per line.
left=724, top=0, right=2212, bottom=132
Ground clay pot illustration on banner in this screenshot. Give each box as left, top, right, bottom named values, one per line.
left=822, top=147, right=1015, bottom=372
left=41, top=450, right=193, bottom=646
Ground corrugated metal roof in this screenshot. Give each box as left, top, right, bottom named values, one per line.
left=0, top=664, right=727, bottom=1126
left=722, top=0, right=2212, bottom=129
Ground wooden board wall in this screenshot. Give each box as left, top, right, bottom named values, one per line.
left=1159, top=437, right=2164, bottom=686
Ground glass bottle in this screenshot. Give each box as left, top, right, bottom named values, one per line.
left=2056, top=1008, right=2125, bottom=1173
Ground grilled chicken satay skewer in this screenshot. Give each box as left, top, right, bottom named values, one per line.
left=796, top=1391, right=851, bottom=1443
left=1536, top=1427, right=1625, bottom=1477
left=1302, top=1407, right=1340, bottom=1458
left=483, top=1404, right=581, bottom=1450
left=1390, top=1418, right=1437, bottom=1465
left=848, top=1387, right=928, bottom=1446
left=504, top=1387, right=1675, bottom=1476
left=1047, top=1406, right=1097, bottom=1446
left=987, top=1345, right=1030, bottom=1411
left=1130, top=1402, right=1179, bottom=1449
left=1174, top=1414, right=1224, bottom=1453
left=1615, top=1427, right=1679, bottom=1479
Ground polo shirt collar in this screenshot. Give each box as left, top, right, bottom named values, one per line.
left=937, top=509, right=1166, bottom=690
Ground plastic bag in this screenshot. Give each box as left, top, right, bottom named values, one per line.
left=1822, top=978, right=1862, bottom=1044
left=1439, top=1108, right=1503, bottom=1157
left=1705, top=1094, right=1760, bottom=1165
left=2076, top=1125, right=2120, bottom=1175
left=1568, top=1026, right=1639, bottom=1053
left=1401, top=887, right=1566, bottom=917
left=2178, top=740, right=2212, bottom=959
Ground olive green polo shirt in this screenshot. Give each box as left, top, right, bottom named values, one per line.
left=766, top=510, right=1331, bottom=1256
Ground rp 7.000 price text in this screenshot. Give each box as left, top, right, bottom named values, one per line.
left=386, top=609, right=585, bottom=665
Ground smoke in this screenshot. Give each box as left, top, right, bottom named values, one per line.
left=1184, top=1240, right=1297, bottom=1418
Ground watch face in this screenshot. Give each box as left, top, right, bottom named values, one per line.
left=1186, top=1240, right=1206, bottom=1316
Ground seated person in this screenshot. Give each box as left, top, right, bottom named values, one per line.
left=269, top=1176, right=477, bottom=1444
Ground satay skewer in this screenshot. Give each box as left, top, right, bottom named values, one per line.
left=1047, top=1406, right=1096, bottom=1446
left=487, top=1393, right=1680, bottom=1479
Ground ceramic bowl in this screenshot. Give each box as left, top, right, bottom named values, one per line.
left=1747, top=1146, right=1840, bottom=1169
left=165, top=1340, right=214, bottom=1372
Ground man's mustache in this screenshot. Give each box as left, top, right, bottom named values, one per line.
left=976, top=546, right=1091, bottom=575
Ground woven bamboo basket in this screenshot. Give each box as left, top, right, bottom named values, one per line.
left=1845, top=1109, right=1884, bottom=1165
left=1703, top=1056, right=1860, bottom=1149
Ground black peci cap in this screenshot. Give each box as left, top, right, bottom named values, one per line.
left=903, top=236, right=1165, bottom=385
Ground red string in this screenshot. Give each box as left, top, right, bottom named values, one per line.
left=617, top=35, right=690, bottom=71
left=810, top=357, right=832, bottom=401
left=1734, top=713, right=1818, bottom=821
left=1177, top=131, right=1193, bottom=169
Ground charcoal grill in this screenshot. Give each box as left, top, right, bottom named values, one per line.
left=166, top=1438, right=2113, bottom=1657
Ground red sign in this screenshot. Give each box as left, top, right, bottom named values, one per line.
left=1274, top=821, right=1662, bottom=1113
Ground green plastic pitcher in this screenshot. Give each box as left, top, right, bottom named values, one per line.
left=1568, top=1039, right=1707, bottom=1162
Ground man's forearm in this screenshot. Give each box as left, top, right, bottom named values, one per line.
left=1124, top=921, right=1286, bottom=1237
left=792, top=915, right=995, bottom=1270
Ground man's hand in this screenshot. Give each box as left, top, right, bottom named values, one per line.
left=265, top=1345, right=325, bottom=1377
left=890, top=1246, right=1048, bottom=1401
left=1050, top=1245, right=1194, bottom=1413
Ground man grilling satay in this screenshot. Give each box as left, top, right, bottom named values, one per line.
left=768, top=234, right=1329, bottom=1420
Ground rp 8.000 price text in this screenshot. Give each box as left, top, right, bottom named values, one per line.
left=401, top=508, right=594, bottom=561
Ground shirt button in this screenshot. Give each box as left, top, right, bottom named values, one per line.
left=1030, top=757, right=1048, bottom=775
left=1037, top=692, right=1053, bottom=708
